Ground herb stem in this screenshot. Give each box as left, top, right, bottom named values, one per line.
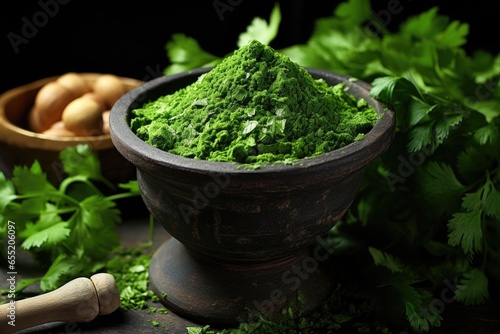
left=148, top=214, right=154, bottom=246
left=13, top=191, right=80, bottom=206
left=106, top=192, right=140, bottom=202
left=59, top=175, right=103, bottom=197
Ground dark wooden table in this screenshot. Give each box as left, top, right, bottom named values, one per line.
left=2, top=212, right=500, bottom=334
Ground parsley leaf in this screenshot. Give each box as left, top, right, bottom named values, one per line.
left=399, top=284, right=442, bottom=332
left=0, top=173, right=16, bottom=212
left=163, top=33, right=220, bottom=75
left=483, top=183, right=500, bottom=219
left=333, top=0, right=372, bottom=27
left=21, top=222, right=71, bottom=250
left=60, top=145, right=101, bottom=180
left=237, top=3, right=281, bottom=48
left=400, top=7, right=469, bottom=48
left=416, top=161, right=465, bottom=213
left=448, top=177, right=499, bottom=255
left=370, top=76, right=423, bottom=104
left=12, top=161, right=57, bottom=195
left=67, top=195, right=121, bottom=259
left=39, top=254, right=77, bottom=292
left=448, top=210, right=483, bottom=255
left=473, top=123, right=499, bottom=145
left=455, top=268, right=490, bottom=305
left=368, top=247, right=404, bottom=273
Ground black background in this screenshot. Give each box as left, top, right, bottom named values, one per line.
left=1, top=0, right=498, bottom=95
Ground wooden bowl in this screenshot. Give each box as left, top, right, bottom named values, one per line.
left=0, top=73, right=143, bottom=185
left=110, top=67, right=396, bottom=325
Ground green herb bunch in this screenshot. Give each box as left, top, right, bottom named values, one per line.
left=163, top=1, right=500, bottom=332
left=0, top=144, right=140, bottom=293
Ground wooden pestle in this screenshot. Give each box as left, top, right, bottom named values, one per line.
left=0, top=273, right=120, bottom=334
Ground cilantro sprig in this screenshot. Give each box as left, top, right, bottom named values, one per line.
left=0, top=144, right=140, bottom=293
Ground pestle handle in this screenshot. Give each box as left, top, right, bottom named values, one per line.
left=0, top=273, right=120, bottom=334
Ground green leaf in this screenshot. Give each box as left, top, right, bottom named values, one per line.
left=280, top=44, right=334, bottom=70
left=463, top=177, right=500, bottom=217
left=455, top=269, right=489, bottom=305
left=447, top=178, right=500, bottom=255
left=68, top=195, right=121, bottom=259
left=483, top=183, right=500, bottom=219
left=461, top=189, right=483, bottom=212
left=473, top=123, right=499, bottom=145
left=0, top=172, right=16, bottom=212
left=12, top=161, right=56, bottom=195
left=237, top=3, right=281, bottom=48
left=398, top=284, right=442, bottom=332
left=14, top=277, right=42, bottom=293
left=368, top=247, right=404, bottom=273
left=399, top=6, right=468, bottom=48
left=59, top=144, right=104, bottom=182
left=164, top=33, right=220, bottom=75
left=21, top=222, right=71, bottom=250
left=468, top=100, right=500, bottom=124
left=473, top=52, right=500, bottom=83
left=118, top=180, right=140, bottom=194
left=18, top=203, right=63, bottom=239
left=456, top=146, right=491, bottom=182
left=333, top=0, right=372, bottom=27
left=186, top=325, right=215, bottom=334
left=448, top=210, right=483, bottom=255
left=39, top=254, right=75, bottom=292
left=370, top=76, right=423, bottom=103
left=417, top=161, right=465, bottom=210
left=407, top=124, right=434, bottom=152
left=404, top=102, right=463, bottom=153
left=436, top=20, right=469, bottom=48
left=407, top=99, right=436, bottom=128
left=432, top=109, right=463, bottom=139
left=400, top=7, right=447, bottom=40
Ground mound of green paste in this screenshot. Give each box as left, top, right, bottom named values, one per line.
left=130, top=40, right=378, bottom=168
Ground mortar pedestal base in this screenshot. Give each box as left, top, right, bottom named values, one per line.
left=149, top=238, right=334, bottom=326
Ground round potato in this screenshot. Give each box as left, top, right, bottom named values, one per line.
left=62, top=97, right=103, bottom=136
left=93, top=74, right=126, bottom=109
left=30, top=82, right=74, bottom=132
left=42, top=121, right=77, bottom=137
left=102, top=110, right=111, bottom=134
left=56, top=72, right=91, bottom=99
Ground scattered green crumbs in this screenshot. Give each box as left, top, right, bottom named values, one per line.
left=130, top=40, right=378, bottom=168
left=106, top=245, right=159, bottom=310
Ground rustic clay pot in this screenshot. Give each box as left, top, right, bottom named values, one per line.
left=110, top=67, right=396, bottom=325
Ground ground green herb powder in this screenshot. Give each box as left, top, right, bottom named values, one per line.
left=130, top=40, right=378, bottom=168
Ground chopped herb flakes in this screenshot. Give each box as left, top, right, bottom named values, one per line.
left=106, top=245, right=159, bottom=311
left=130, top=40, right=377, bottom=168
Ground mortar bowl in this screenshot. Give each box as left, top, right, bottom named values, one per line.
left=110, top=67, right=395, bottom=326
